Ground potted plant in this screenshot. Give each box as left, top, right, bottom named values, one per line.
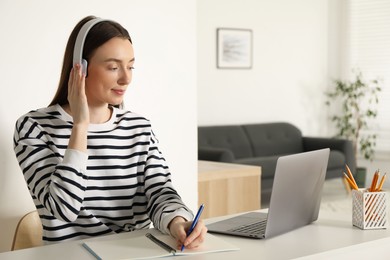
left=325, top=69, right=382, bottom=185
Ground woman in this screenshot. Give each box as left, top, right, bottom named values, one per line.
left=13, top=15, right=207, bottom=248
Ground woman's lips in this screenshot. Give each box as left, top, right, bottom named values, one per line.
left=112, top=89, right=125, bottom=95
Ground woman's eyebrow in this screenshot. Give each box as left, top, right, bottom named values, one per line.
left=103, top=57, right=135, bottom=63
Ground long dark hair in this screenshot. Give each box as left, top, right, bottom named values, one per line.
left=49, top=15, right=132, bottom=107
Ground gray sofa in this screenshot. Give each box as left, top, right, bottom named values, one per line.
left=198, top=122, right=356, bottom=207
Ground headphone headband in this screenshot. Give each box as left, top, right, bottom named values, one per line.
left=73, top=18, right=108, bottom=66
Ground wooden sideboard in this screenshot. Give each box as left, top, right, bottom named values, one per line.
left=198, top=160, right=261, bottom=218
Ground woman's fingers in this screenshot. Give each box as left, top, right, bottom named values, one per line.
left=182, top=219, right=208, bottom=249
left=67, top=63, right=89, bottom=124
left=68, top=66, right=75, bottom=95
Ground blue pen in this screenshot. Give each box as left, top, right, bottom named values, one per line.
left=181, top=204, right=205, bottom=251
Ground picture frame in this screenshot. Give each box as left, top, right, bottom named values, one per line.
left=217, top=28, right=252, bottom=69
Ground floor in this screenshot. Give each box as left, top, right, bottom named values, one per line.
left=320, top=178, right=351, bottom=215
left=321, top=178, right=350, bottom=203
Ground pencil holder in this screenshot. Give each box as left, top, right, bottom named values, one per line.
left=352, top=189, right=388, bottom=230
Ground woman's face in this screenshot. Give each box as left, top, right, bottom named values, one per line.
left=85, top=37, right=134, bottom=107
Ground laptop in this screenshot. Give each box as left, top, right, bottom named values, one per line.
left=207, top=148, right=330, bottom=239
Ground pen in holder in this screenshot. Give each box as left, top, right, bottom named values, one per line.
left=352, top=189, right=388, bottom=230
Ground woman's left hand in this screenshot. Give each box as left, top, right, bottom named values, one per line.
left=168, top=216, right=208, bottom=250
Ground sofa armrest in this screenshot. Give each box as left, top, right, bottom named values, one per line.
left=302, top=136, right=356, bottom=173
left=198, top=147, right=235, bottom=163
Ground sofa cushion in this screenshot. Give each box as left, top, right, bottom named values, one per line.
left=198, top=147, right=235, bottom=162
left=242, top=123, right=304, bottom=156
left=198, top=125, right=253, bottom=159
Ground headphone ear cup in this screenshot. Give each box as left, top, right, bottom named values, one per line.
left=81, top=59, right=88, bottom=76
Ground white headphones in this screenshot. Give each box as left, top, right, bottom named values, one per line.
left=73, top=18, right=108, bottom=74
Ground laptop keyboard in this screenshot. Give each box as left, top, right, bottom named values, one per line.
left=227, top=219, right=267, bottom=235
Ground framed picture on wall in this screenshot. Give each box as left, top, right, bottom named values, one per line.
left=217, top=28, right=252, bottom=69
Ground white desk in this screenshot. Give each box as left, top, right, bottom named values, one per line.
left=1, top=199, right=390, bottom=259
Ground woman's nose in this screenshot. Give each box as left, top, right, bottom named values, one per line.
left=118, top=68, right=132, bottom=85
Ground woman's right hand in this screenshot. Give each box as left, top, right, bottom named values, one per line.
left=68, top=63, right=89, bottom=125
left=67, top=63, right=89, bottom=153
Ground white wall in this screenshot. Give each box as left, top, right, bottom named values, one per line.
left=197, top=0, right=331, bottom=136
left=0, top=0, right=197, bottom=252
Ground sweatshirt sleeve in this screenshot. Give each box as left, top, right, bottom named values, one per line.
left=13, top=115, right=89, bottom=222
left=143, top=130, right=193, bottom=234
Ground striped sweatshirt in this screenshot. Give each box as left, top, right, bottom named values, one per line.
left=13, top=104, right=193, bottom=244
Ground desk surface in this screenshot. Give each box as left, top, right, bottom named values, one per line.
left=1, top=198, right=390, bottom=259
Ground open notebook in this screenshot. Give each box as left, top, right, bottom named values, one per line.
left=82, top=231, right=239, bottom=260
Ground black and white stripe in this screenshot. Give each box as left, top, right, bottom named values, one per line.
left=13, top=104, right=192, bottom=243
